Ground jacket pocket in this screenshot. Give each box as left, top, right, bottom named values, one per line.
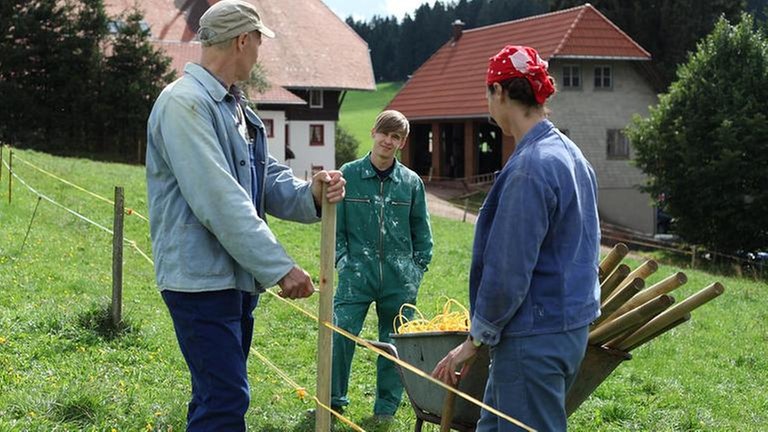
left=180, top=223, right=234, bottom=277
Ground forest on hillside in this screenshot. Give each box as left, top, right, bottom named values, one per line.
left=347, top=0, right=767, bottom=88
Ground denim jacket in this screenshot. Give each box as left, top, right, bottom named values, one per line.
left=469, top=120, right=601, bottom=345
left=146, top=63, right=319, bottom=293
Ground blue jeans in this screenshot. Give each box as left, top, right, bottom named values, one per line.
left=476, top=326, right=589, bottom=432
left=162, top=289, right=259, bottom=432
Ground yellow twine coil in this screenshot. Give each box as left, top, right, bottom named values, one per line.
left=394, top=298, right=470, bottom=334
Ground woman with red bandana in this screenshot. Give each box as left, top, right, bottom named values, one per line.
left=433, top=45, right=601, bottom=431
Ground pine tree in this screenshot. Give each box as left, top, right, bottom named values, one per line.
left=101, top=7, right=174, bottom=157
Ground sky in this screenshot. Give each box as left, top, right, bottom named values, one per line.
left=322, top=0, right=439, bottom=22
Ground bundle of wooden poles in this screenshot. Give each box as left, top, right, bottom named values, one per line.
left=588, top=243, right=725, bottom=352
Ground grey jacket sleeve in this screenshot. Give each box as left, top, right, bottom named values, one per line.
left=263, top=154, right=320, bottom=223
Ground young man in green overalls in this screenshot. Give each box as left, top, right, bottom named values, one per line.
left=332, top=110, right=433, bottom=421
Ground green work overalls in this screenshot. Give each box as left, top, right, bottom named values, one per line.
left=331, top=154, right=433, bottom=415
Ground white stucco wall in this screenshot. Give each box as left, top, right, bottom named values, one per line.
left=259, top=110, right=286, bottom=162
left=257, top=112, right=335, bottom=180
left=287, top=120, right=336, bottom=181
left=548, top=59, right=659, bottom=234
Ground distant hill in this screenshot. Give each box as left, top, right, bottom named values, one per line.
left=338, top=82, right=403, bottom=158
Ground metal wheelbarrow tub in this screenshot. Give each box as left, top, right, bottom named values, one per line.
left=385, top=331, right=490, bottom=431
left=375, top=334, right=631, bottom=431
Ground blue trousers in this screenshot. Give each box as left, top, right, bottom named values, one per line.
left=476, top=326, right=589, bottom=432
left=162, top=289, right=259, bottom=432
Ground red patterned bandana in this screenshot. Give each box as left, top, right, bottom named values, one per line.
left=486, top=45, right=555, bottom=104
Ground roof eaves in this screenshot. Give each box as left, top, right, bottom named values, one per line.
left=284, top=85, right=375, bottom=91
left=255, top=100, right=307, bottom=106
left=405, top=113, right=491, bottom=121
left=552, top=55, right=651, bottom=61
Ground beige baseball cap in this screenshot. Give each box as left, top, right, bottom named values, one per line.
left=198, top=0, right=275, bottom=46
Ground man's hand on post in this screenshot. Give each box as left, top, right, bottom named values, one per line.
left=277, top=266, right=315, bottom=299
left=311, top=170, right=345, bottom=206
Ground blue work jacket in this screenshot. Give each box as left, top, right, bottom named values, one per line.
left=469, top=120, right=601, bottom=345
left=146, top=63, right=319, bottom=294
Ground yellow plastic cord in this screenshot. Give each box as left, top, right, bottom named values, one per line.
left=13, top=153, right=149, bottom=222
left=250, top=347, right=365, bottom=431
left=264, top=289, right=536, bottom=431
left=394, top=298, right=471, bottom=334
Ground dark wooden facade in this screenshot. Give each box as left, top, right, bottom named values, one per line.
left=401, top=119, right=515, bottom=180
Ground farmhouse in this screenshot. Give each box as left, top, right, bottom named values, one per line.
left=104, top=0, right=375, bottom=178
left=387, top=4, right=660, bottom=234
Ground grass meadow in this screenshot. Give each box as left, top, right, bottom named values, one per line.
left=0, top=82, right=766, bottom=431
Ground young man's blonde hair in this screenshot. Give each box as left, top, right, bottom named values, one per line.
left=373, top=110, right=410, bottom=138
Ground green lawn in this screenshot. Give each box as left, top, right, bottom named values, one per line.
left=339, top=82, right=404, bottom=158
left=0, top=148, right=766, bottom=431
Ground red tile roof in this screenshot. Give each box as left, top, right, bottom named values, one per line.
left=151, top=40, right=202, bottom=77
left=105, top=0, right=375, bottom=91
left=387, top=4, right=651, bottom=120
left=151, top=40, right=306, bottom=103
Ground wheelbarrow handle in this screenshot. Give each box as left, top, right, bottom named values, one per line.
left=362, top=340, right=399, bottom=359
left=440, top=356, right=476, bottom=432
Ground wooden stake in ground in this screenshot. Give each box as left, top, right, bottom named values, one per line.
left=8, top=147, right=13, bottom=205
left=111, top=187, right=124, bottom=327
left=316, top=183, right=336, bottom=432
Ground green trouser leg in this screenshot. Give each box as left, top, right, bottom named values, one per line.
left=331, top=297, right=371, bottom=410
left=373, top=289, right=414, bottom=416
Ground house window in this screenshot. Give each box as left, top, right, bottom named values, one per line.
left=310, top=124, right=324, bottom=146
left=562, top=66, right=581, bottom=89
left=594, top=66, right=612, bottom=89
left=263, top=119, right=274, bottom=138
left=311, top=165, right=324, bottom=175
left=309, top=90, right=323, bottom=108
left=607, top=129, right=630, bottom=159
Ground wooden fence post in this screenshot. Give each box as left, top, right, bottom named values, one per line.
left=316, top=183, right=337, bottom=432
left=690, top=246, right=697, bottom=269
left=111, top=186, right=124, bottom=327
left=8, top=147, right=13, bottom=205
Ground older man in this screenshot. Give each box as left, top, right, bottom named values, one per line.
left=145, top=1, right=345, bottom=430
